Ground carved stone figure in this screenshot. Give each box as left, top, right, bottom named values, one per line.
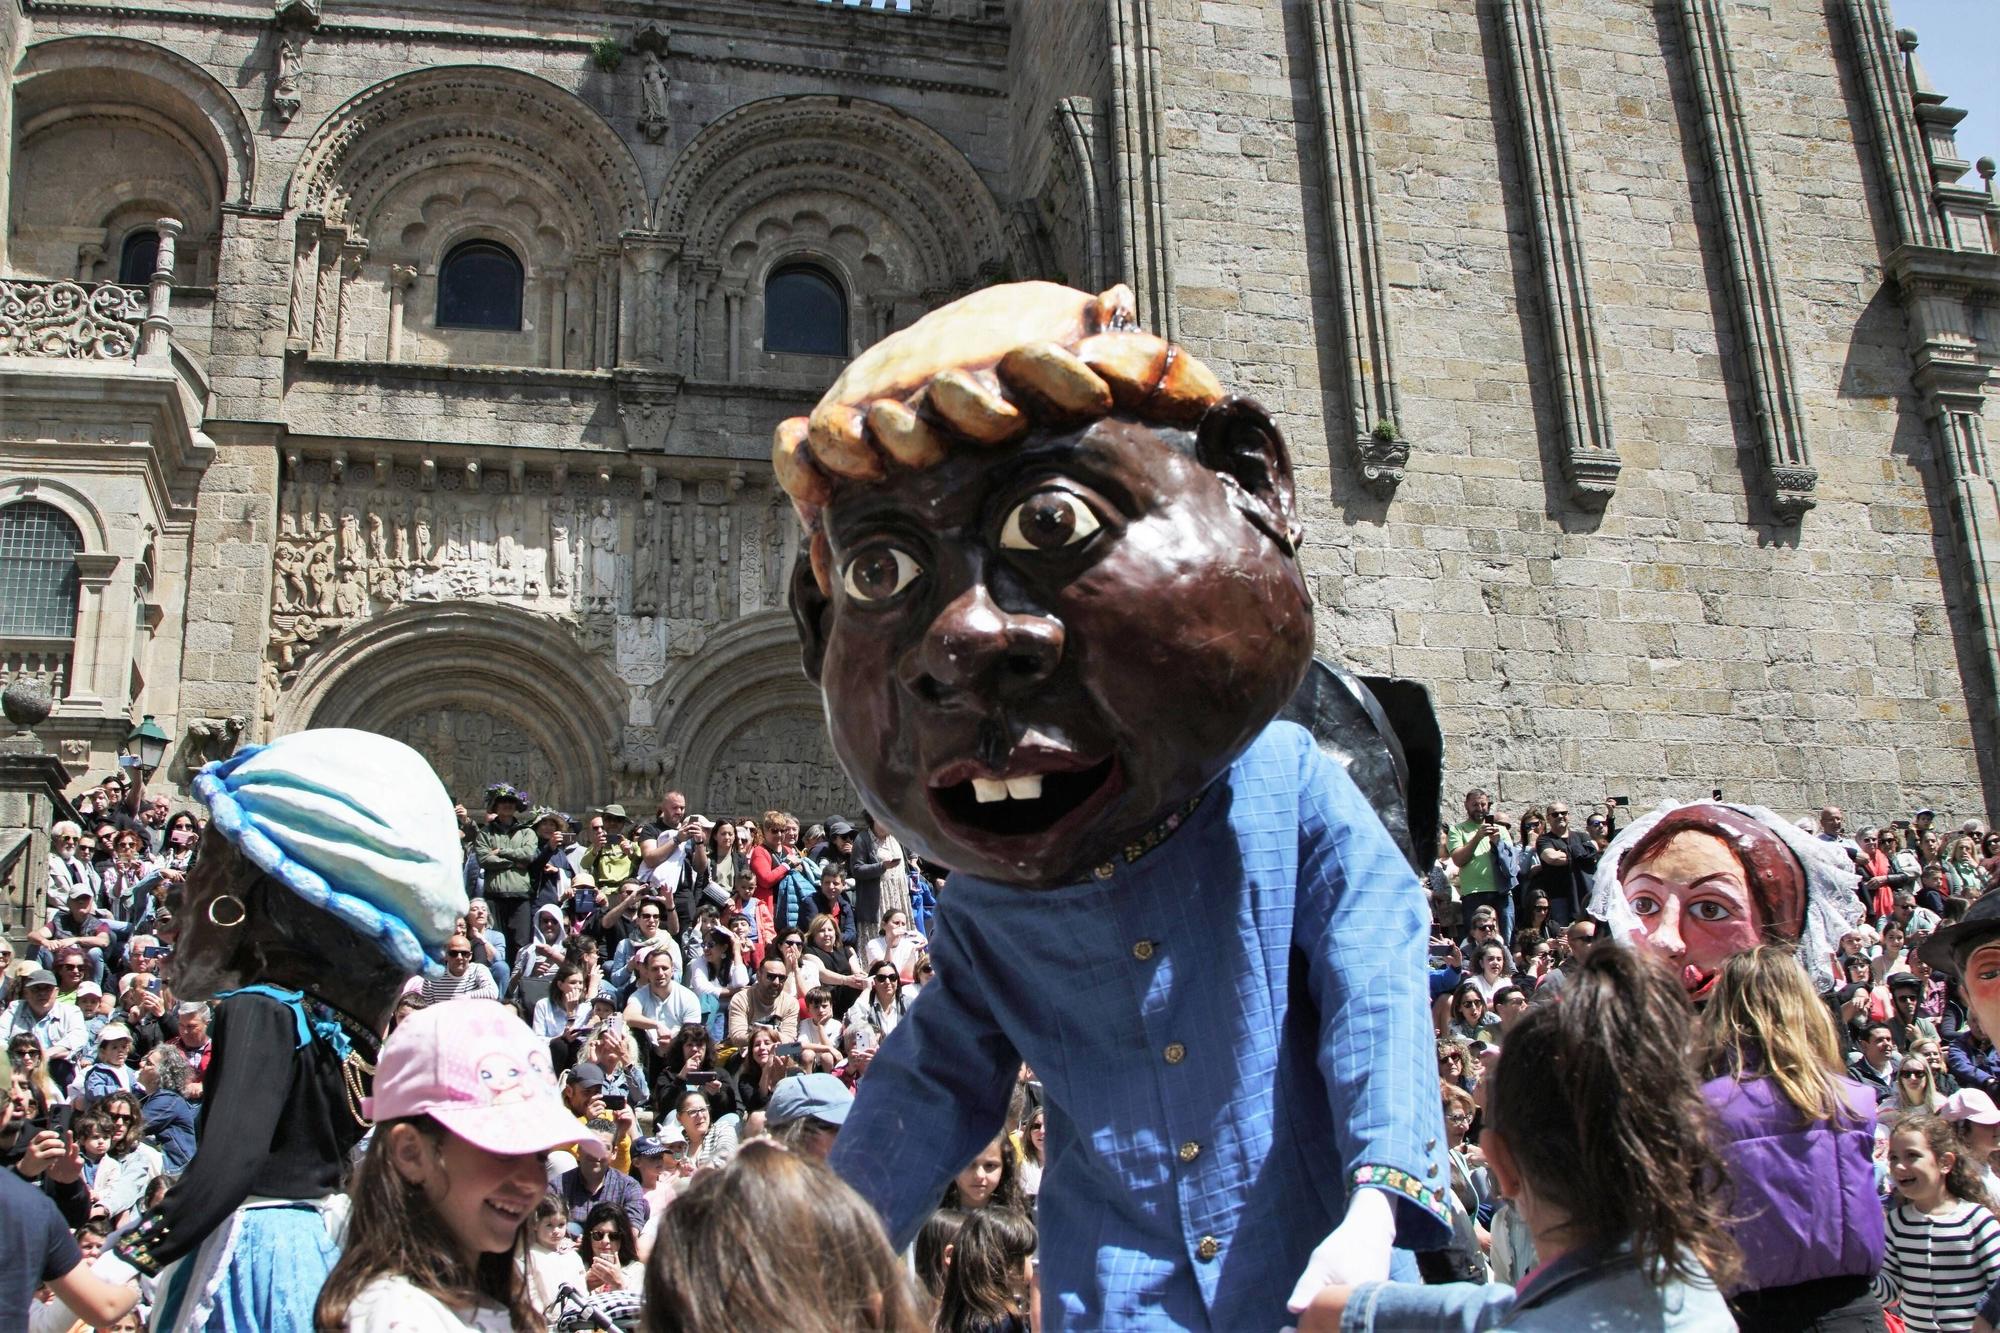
left=332, top=570, right=368, bottom=620
left=272, top=35, right=303, bottom=124
left=304, top=538, right=336, bottom=615
left=414, top=504, right=434, bottom=568
left=548, top=500, right=573, bottom=597
left=640, top=52, right=670, bottom=142
left=631, top=498, right=660, bottom=615
left=338, top=505, right=362, bottom=568
left=273, top=543, right=309, bottom=611
left=367, top=511, right=388, bottom=566
left=587, top=498, right=621, bottom=613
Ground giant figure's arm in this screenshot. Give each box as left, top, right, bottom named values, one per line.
left=1294, top=733, right=1453, bottom=1251
left=113, top=996, right=294, bottom=1273
left=827, top=902, right=1018, bottom=1250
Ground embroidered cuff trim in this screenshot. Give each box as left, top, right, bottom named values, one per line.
left=1352, top=1163, right=1450, bottom=1226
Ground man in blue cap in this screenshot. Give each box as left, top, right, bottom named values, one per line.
left=767, top=1071, right=852, bottom=1159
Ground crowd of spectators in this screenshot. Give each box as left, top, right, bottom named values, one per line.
left=18, top=765, right=2000, bottom=1329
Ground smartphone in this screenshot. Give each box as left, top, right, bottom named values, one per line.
left=144, top=977, right=161, bottom=992
left=682, top=1071, right=717, bottom=1084
left=774, top=1042, right=803, bottom=1060
left=142, top=946, right=172, bottom=960
left=1610, top=796, right=1631, bottom=807
left=601, top=1093, right=628, bottom=1111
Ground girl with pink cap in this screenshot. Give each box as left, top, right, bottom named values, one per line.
left=317, top=1000, right=600, bottom=1332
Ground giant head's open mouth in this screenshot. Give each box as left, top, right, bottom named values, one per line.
left=930, top=756, right=1118, bottom=840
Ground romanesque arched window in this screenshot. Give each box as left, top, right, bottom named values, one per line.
left=0, top=501, right=83, bottom=638
left=118, top=229, right=160, bottom=285
left=764, top=263, right=846, bottom=356
left=436, top=240, right=524, bottom=331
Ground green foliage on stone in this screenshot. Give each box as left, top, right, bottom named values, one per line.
left=590, top=36, right=625, bottom=72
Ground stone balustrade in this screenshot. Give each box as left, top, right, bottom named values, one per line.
left=0, top=279, right=151, bottom=361
left=0, top=637, right=73, bottom=701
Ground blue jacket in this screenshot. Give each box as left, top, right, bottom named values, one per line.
left=142, top=1088, right=198, bottom=1174
left=830, top=722, right=1450, bottom=1331
left=1342, top=1243, right=1736, bottom=1332
left=1949, top=1030, right=2000, bottom=1098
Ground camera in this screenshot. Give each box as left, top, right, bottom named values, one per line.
left=1712, top=788, right=1724, bottom=801
left=601, top=1093, right=628, bottom=1112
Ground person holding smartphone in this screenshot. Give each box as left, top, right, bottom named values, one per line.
left=1447, top=789, right=1516, bottom=945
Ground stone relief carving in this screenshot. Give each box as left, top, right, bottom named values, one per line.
left=707, top=712, right=857, bottom=821
left=640, top=52, right=671, bottom=143
left=271, top=35, right=304, bottom=124
left=264, top=461, right=793, bottom=703
left=378, top=706, right=560, bottom=809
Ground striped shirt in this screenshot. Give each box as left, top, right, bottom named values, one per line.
left=1874, top=1199, right=2000, bottom=1333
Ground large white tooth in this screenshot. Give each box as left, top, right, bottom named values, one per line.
left=972, top=777, right=1008, bottom=804
left=1005, top=775, right=1044, bottom=801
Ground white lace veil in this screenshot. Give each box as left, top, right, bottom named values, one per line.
left=1588, top=800, right=1862, bottom=993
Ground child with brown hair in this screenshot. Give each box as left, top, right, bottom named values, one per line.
left=1300, top=944, right=1741, bottom=1330
left=1878, top=1111, right=2000, bottom=1333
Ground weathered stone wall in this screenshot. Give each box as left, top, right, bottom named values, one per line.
left=1151, top=0, right=1988, bottom=821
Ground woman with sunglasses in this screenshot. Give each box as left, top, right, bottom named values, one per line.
left=725, top=1024, right=800, bottom=1122
left=89, top=1089, right=162, bottom=1223
left=658, top=1021, right=738, bottom=1123
left=581, top=1201, right=645, bottom=1295
left=1895, top=1055, right=1947, bottom=1114
left=852, top=963, right=909, bottom=1048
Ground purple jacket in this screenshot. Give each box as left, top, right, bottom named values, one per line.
left=1702, top=1071, right=1884, bottom=1292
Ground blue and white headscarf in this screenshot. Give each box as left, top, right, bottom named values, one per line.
left=194, top=729, right=467, bottom=976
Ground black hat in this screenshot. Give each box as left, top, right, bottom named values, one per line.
left=825, top=818, right=856, bottom=838
left=1919, top=892, right=2000, bottom=978
left=1888, top=972, right=1923, bottom=995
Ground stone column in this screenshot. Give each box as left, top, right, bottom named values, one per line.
left=138, top=217, right=181, bottom=364
left=597, top=245, right=619, bottom=369
left=287, top=215, right=323, bottom=350
left=64, top=553, right=122, bottom=709
left=544, top=267, right=569, bottom=369
left=386, top=264, right=418, bottom=362
left=618, top=235, right=672, bottom=367
left=724, top=287, right=743, bottom=381
left=334, top=239, right=368, bottom=359
left=75, top=242, right=104, bottom=283
left=309, top=224, right=345, bottom=356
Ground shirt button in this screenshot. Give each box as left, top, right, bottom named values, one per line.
left=1178, top=1141, right=1201, bottom=1163
left=1196, top=1235, right=1220, bottom=1262
left=1132, top=940, right=1156, bottom=961
left=1426, top=1162, right=1439, bottom=1178
left=1163, top=1042, right=1186, bottom=1065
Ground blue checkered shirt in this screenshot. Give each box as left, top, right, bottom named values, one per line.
left=829, top=721, right=1452, bottom=1330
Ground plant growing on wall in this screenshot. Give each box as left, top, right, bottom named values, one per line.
left=590, top=36, right=625, bottom=72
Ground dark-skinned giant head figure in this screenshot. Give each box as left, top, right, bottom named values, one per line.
left=780, top=281, right=1313, bottom=887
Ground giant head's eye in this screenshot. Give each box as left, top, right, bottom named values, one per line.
left=841, top=547, right=922, bottom=603
left=999, top=491, right=1101, bottom=552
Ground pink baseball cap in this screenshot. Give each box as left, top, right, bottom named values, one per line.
left=1942, top=1089, right=2000, bottom=1127
left=364, top=1000, right=584, bottom=1156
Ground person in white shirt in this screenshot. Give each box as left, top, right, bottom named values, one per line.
left=622, top=950, right=702, bottom=1057
left=798, top=987, right=844, bottom=1074
left=861, top=909, right=929, bottom=982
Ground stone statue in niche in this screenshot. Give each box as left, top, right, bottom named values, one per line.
left=414, top=505, right=435, bottom=568
left=631, top=498, right=660, bottom=616
left=393, top=500, right=412, bottom=568
left=271, top=35, right=303, bottom=124
left=494, top=515, right=519, bottom=596
left=548, top=500, right=573, bottom=597
left=367, top=511, right=389, bottom=567
left=639, top=52, right=670, bottom=143
left=586, top=499, right=621, bottom=613
left=332, top=569, right=368, bottom=621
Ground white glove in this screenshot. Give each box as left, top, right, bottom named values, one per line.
left=1285, top=1186, right=1397, bottom=1313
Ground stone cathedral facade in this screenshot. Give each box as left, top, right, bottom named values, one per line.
left=0, top=0, right=1995, bottom=823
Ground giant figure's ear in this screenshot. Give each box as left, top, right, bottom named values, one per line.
left=790, top=553, right=831, bottom=683
left=1194, top=395, right=1301, bottom=555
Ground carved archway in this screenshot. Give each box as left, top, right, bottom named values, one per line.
left=654, top=613, right=857, bottom=822
left=13, top=37, right=256, bottom=206
left=287, top=66, right=645, bottom=239
left=274, top=603, right=624, bottom=812
left=659, top=95, right=1009, bottom=295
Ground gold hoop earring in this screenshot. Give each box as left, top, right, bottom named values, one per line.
left=207, top=894, right=247, bottom=928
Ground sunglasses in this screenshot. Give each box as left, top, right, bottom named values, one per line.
left=781, top=939, right=803, bottom=948
left=638, top=912, right=660, bottom=921
left=873, top=973, right=897, bottom=982
left=762, top=971, right=787, bottom=981
left=445, top=949, right=472, bottom=959
left=1901, top=1071, right=1928, bottom=1080
left=589, top=1228, right=620, bottom=1241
